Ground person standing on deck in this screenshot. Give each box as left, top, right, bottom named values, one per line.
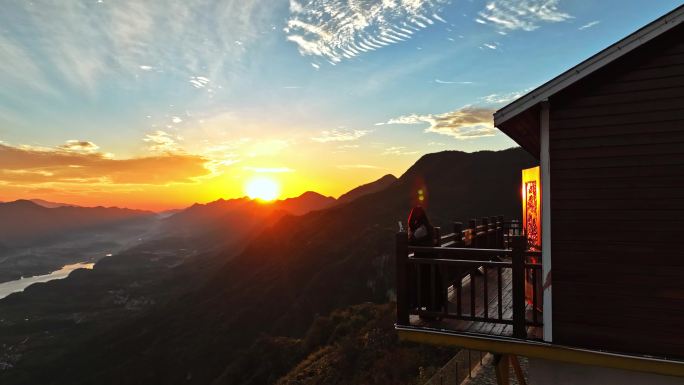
left=407, top=206, right=444, bottom=317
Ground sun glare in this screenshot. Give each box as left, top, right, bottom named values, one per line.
left=245, top=177, right=280, bottom=202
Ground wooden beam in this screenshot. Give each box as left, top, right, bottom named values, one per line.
left=396, top=326, right=684, bottom=378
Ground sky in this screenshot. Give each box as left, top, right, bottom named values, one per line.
left=0, top=0, right=680, bottom=210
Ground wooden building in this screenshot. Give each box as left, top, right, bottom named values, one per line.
left=395, top=5, right=684, bottom=385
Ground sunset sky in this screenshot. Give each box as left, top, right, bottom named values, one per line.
left=1, top=0, right=679, bottom=210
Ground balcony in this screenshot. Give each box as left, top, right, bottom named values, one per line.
left=395, top=218, right=543, bottom=342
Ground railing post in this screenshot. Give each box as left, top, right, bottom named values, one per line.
left=453, top=222, right=464, bottom=247
left=512, top=235, right=527, bottom=339
left=434, top=226, right=442, bottom=246
left=497, top=215, right=504, bottom=249
left=476, top=218, right=488, bottom=248
left=396, top=231, right=409, bottom=325
left=488, top=216, right=497, bottom=248
left=467, top=219, right=477, bottom=247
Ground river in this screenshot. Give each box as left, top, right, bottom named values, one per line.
left=0, top=262, right=95, bottom=300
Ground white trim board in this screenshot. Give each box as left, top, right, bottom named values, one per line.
left=540, top=101, right=552, bottom=342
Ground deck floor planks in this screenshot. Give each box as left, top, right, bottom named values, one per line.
left=410, top=262, right=543, bottom=340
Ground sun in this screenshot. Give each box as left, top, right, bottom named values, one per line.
left=245, top=177, right=280, bottom=202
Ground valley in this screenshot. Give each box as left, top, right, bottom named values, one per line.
left=0, top=148, right=536, bottom=385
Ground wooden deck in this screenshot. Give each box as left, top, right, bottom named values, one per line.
left=409, top=266, right=543, bottom=340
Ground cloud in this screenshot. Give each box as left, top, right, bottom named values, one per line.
left=285, top=0, right=448, bottom=63
left=311, top=129, right=370, bottom=143
left=246, top=139, right=291, bottom=157
left=482, top=43, right=498, bottom=50
left=144, top=130, right=184, bottom=153
left=381, top=106, right=498, bottom=139
left=189, top=76, right=210, bottom=89
left=0, top=140, right=210, bottom=186
left=243, top=166, right=294, bottom=173
left=0, top=35, right=59, bottom=98
left=58, top=140, right=100, bottom=154
left=480, top=88, right=533, bottom=105
left=435, top=79, right=474, bottom=84
left=0, top=1, right=273, bottom=97
left=578, top=20, right=600, bottom=30
left=477, top=0, right=572, bottom=31
left=382, top=146, right=419, bottom=156
left=337, top=164, right=383, bottom=170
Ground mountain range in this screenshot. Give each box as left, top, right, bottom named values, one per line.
left=0, top=200, right=153, bottom=248
left=0, top=148, right=537, bottom=385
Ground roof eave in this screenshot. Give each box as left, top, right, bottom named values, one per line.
left=494, top=5, right=684, bottom=127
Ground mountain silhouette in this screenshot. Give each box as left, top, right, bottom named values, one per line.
left=0, top=200, right=153, bottom=248
left=277, top=191, right=336, bottom=215
left=28, top=198, right=79, bottom=208
left=336, top=174, right=397, bottom=204
left=160, top=191, right=337, bottom=253
left=0, top=148, right=537, bottom=385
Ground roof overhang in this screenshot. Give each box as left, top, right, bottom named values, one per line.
left=493, top=5, right=684, bottom=144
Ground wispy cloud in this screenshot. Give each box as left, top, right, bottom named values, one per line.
left=285, top=0, right=448, bottom=64
left=311, top=129, right=370, bottom=143
left=337, top=164, right=383, bottom=170
left=434, top=79, right=474, bottom=84
left=243, top=166, right=294, bottom=173
left=382, top=146, right=419, bottom=156
left=0, top=1, right=273, bottom=97
left=477, top=0, right=572, bottom=31
left=0, top=35, right=59, bottom=98
left=144, top=130, right=184, bottom=154
left=480, top=88, right=533, bottom=105
left=189, top=76, right=210, bottom=89
left=380, top=106, right=497, bottom=139
left=578, top=20, right=600, bottom=30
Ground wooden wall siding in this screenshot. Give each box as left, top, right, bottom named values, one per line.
left=548, top=23, right=684, bottom=359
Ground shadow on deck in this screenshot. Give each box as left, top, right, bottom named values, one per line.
left=410, top=267, right=543, bottom=340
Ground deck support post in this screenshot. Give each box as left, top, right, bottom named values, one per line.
left=512, top=235, right=527, bottom=339
left=510, top=355, right=528, bottom=385
left=396, top=231, right=409, bottom=325
left=493, top=354, right=510, bottom=385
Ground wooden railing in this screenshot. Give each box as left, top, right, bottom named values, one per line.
left=435, top=217, right=522, bottom=249
left=396, top=218, right=541, bottom=340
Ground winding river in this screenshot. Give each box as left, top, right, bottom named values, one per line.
left=0, top=262, right=94, bottom=300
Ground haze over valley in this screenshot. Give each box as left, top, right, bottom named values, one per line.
left=0, top=148, right=535, bottom=384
